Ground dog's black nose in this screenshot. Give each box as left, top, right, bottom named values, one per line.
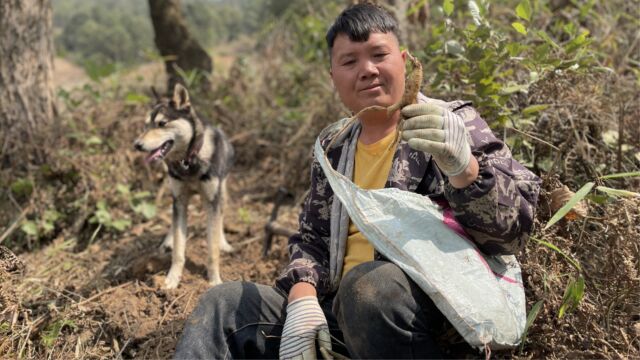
left=134, top=141, right=143, bottom=151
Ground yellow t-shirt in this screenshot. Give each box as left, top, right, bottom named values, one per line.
left=341, top=130, right=397, bottom=277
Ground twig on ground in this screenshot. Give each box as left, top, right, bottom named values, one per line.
left=507, top=126, right=560, bottom=151
left=236, top=235, right=262, bottom=247
left=124, top=308, right=132, bottom=333
left=183, top=291, right=195, bottom=315
left=116, top=337, right=132, bottom=360
left=158, top=292, right=188, bottom=327
left=93, top=323, right=105, bottom=350
left=75, top=281, right=132, bottom=307
left=155, top=338, right=163, bottom=359
left=38, top=283, right=81, bottom=304
left=0, top=206, right=29, bottom=244
left=18, top=313, right=45, bottom=359
left=617, top=100, right=624, bottom=174
left=7, top=192, right=23, bottom=212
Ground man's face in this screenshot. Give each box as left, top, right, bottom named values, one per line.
left=330, top=32, right=406, bottom=114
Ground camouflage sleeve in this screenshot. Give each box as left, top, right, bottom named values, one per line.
left=444, top=104, right=541, bottom=255
left=275, top=156, right=332, bottom=296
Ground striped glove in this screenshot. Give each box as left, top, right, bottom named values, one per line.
left=279, top=296, right=331, bottom=360
left=401, top=103, right=472, bottom=177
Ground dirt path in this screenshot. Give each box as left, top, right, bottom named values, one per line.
left=52, top=38, right=250, bottom=91
left=53, top=58, right=89, bottom=90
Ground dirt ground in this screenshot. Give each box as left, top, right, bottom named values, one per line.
left=3, top=170, right=298, bottom=358
left=1, top=58, right=297, bottom=359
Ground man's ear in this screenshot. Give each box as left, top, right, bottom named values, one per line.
left=171, top=84, right=191, bottom=111
left=400, top=49, right=407, bottom=61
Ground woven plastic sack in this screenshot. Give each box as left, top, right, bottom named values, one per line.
left=315, top=139, right=526, bottom=350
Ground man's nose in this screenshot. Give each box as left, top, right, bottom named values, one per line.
left=359, top=60, right=379, bottom=79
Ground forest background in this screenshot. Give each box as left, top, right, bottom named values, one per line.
left=1, top=0, right=639, bottom=358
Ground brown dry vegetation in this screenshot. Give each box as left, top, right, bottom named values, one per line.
left=1, top=2, right=639, bottom=359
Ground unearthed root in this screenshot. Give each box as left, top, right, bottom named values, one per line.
left=389, top=51, right=423, bottom=115
left=326, top=51, right=423, bottom=151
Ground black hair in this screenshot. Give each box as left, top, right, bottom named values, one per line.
left=326, top=3, right=400, bottom=57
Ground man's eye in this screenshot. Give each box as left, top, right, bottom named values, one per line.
left=342, top=60, right=355, bottom=66
left=374, top=53, right=388, bottom=58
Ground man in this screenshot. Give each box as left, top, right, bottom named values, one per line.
left=174, top=3, right=540, bottom=359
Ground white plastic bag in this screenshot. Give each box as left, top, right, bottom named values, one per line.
left=315, top=139, right=526, bottom=350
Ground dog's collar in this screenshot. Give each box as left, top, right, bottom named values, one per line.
left=181, top=133, right=204, bottom=169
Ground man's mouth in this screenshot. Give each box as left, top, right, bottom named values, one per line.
left=360, top=83, right=383, bottom=92
left=145, top=140, right=174, bottom=163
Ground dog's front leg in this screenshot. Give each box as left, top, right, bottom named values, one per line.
left=206, top=203, right=223, bottom=286
left=219, top=178, right=233, bottom=253
left=161, top=223, right=174, bottom=251
left=165, top=195, right=188, bottom=289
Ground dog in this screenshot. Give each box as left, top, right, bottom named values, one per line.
left=134, top=84, right=234, bottom=289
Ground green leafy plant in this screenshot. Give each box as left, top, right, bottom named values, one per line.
left=116, top=184, right=157, bottom=220
left=41, top=319, right=77, bottom=348
left=20, top=210, right=63, bottom=239
left=56, top=88, right=83, bottom=109
left=519, top=300, right=543, bottom=353
left=558, top=276, right=585, bottom=318
left=89, top=200, right=131, bottom=232
left=532, top=236, right=585, bottom=322
left=536, top=171, right=639, bottom=320
left=237, top=207, right=252, bottom=225
left=83, top=59, right=118, bottom=82
left=0, top=321, right=10, bottom=335
left=10, top=178, right=34, bottom=199
left=124, top=91, right=151, bottom=106
left=546, top=173, right=640, bottom=230
left=544, top=182, right=594, bottom=230
left=424, top=0, right=597, bottom=127
left=174, top=66, right=208, bottom=89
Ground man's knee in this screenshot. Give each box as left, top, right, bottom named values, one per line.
left=176, top=281, right=265, bottom=359
left=334, top=261, right=405, bottom=323
left=194, top=282, right=243, bottom=313
left=181, top=282, right=242, bottom=337
left=337, top=261, right=404, bottom=306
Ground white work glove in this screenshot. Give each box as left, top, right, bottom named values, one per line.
left=279, top=296, right=331, bottom=360
left=401, top=103, right=472, bottom=177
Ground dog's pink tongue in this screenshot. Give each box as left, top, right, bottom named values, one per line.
left=145, top=148, right=163, bottom=164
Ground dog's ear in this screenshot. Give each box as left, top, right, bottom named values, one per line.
left=171, top=84, right=191, bottom=111
left=150, top=86, right=161, bottom=103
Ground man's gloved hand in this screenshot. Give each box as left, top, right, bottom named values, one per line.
left=401, top=103, right=472, bottom=177
left=279, top=296, right=331, bottom=360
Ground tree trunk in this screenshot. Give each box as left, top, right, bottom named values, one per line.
left=0, top=0, right=54, bottom=167
left=148, top=0, right=213, bottom=93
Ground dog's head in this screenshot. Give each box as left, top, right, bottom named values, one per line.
left=134, top=84, right=198, bottom=164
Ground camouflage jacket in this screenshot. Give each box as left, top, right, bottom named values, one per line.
left=275, top=95, right=541, bottom=297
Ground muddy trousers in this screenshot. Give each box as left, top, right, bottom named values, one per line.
left=174, top=261, right=448, bottom=359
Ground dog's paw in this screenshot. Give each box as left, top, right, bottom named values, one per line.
left=164, top=272, right=181, bottom=289
left=208, top=275, right=223, bottom=287
left=220, top=242, right=234, bottom=253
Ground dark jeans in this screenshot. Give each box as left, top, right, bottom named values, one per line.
left=174, top=261, right=458, bottom=359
